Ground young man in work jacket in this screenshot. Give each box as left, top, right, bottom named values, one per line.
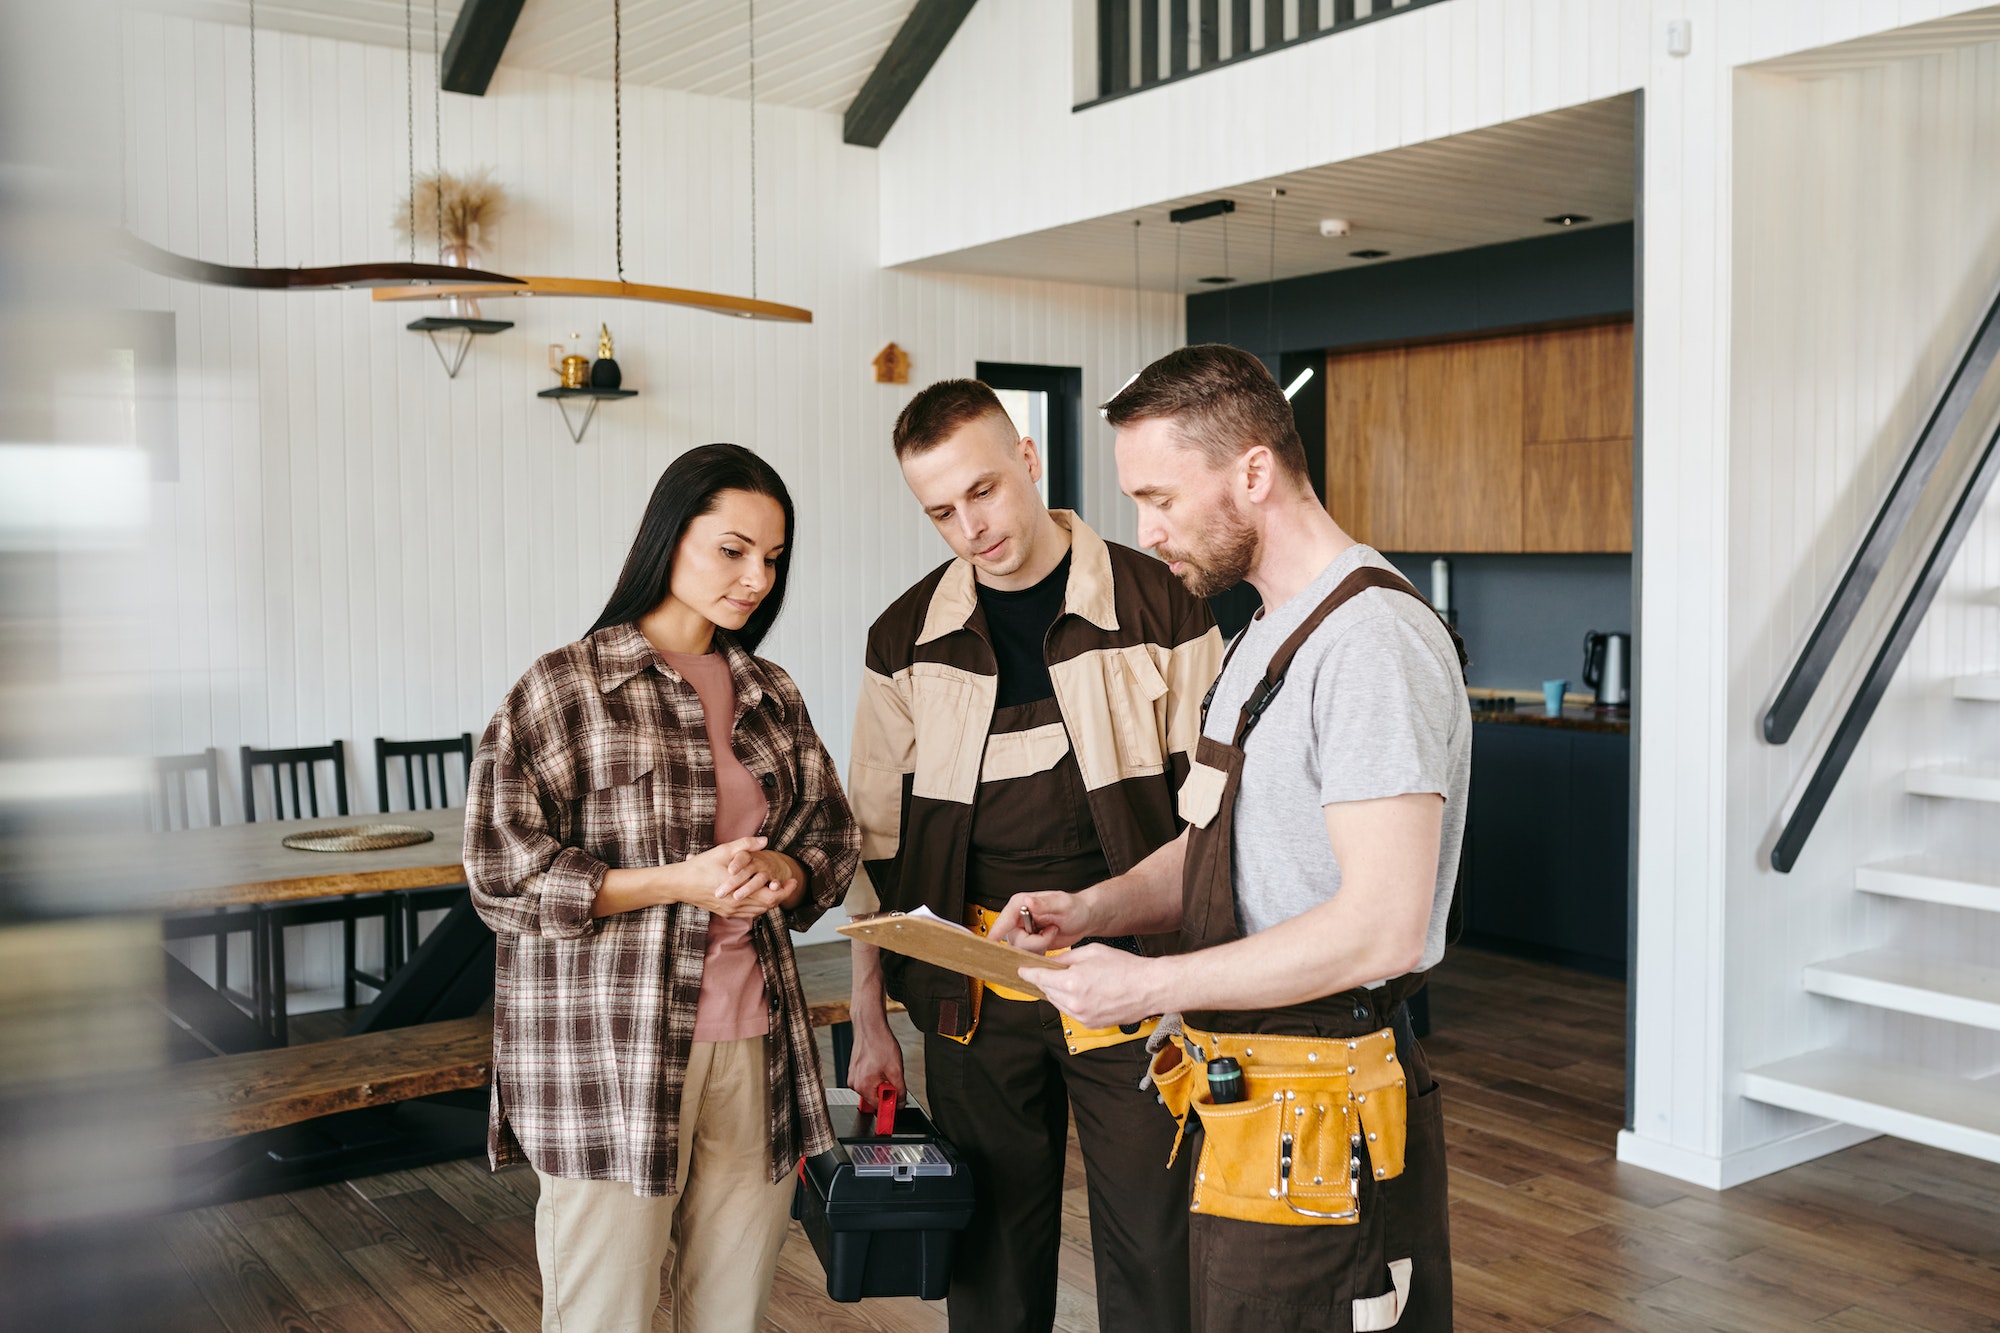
left=996, top=345, right=1468, bottom=1332
left=843, top=378, right=1224, bottom=1333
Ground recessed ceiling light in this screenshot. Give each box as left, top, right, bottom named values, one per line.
left=1197, top=275, right=1237, bottom=285
left=1544, top=213, right=1592, bottom=226
left=1349, top=249, right=1389, bottom=260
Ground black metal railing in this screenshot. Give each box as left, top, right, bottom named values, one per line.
left=1763, top=278, right=2000, bottom=744
left=1770, top=415, right=2000, bottom=872
left=1083, top=0, right=1452, bottom=107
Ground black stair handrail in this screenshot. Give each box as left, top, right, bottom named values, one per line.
left=1764, top=277, right=2000, bottom=744
left=1771, top=414, right=2000, bottom=871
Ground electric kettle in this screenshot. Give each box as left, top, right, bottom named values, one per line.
left=1582, top=631, right=1631, bottom=710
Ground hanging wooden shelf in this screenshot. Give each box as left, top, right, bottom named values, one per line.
left=538, top=386, right=639, bottom=444
left=119, top=231, right=525, bottom=292
left=372, top=275, right=811, bottom=324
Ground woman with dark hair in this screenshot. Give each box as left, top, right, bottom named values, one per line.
left=464, top=444, right=860, bottom=1333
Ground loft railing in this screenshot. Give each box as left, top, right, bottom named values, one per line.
left=1762, top=277, right=2000, bottom=744
left=1769, top=415, right=2000, bottom=873
left=1080, top=0, right=1452, bottom=108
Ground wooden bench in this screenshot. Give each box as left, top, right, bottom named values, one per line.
left=164, top=1015, right=494, bottom=1145
left=166, top=996, right=906, bottom=1145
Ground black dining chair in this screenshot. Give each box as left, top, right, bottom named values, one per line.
left=242, top=740, right=392, bottom=1038
left=156, top=748, right=267, bottom=1021
left=374, top=733, right=475, bottom=971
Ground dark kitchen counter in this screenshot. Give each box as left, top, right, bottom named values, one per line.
left=1469, top=696, right=1630, bottom=734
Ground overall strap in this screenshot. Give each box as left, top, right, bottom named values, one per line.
left=1221, top=566, right=1461, bottom=747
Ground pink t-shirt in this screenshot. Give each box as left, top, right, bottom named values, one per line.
left=661, top=648, right=772, bottom=1043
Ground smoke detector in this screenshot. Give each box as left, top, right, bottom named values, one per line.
left=1319, top=218, right=1352, bottom=239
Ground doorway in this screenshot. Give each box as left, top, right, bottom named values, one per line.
left=977, top=362, right=1083, bottom=513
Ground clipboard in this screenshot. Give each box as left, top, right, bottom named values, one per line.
left=837, top=912, right=1067, bottom=1000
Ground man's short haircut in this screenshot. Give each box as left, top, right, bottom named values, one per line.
left=1101, top=344, right=1310, bottom=484
left=892, top=378, right=1014, bottom=461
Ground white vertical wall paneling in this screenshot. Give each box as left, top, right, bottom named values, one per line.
left=129, top=15, right=1182, bottom=999
left=1726, top=43, right=2000, bottom=1147
left=1623, top=3, right=2000, bottom=1187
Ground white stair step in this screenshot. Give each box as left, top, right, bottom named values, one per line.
left=1955, top=674, right=2000, bottom=702
left=1802, top=949, right=2000, bottom=1030
left=1906, top=762, right=2000, bottom=803
left=1856, top=857, right=2000, bottom=912
left=1742, top=1051, right=2000, bottom=1164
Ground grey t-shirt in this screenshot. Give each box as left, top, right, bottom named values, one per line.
left=1202, top=544, right=1470, bottom=971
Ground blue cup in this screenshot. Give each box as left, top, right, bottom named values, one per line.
left=1542, top=679, right=1569, bottom=716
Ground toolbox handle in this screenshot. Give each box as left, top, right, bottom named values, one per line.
left=874, top=1084, right=899, bottom=1138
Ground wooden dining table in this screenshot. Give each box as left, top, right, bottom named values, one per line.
left=140, top=806, right=469, bottom=909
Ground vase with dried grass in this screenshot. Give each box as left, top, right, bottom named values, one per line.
left=394, top=169, right=508, bottom=318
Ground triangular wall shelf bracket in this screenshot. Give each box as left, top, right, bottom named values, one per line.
left=407, top=317, right=515, bottom=378
left=538, top=386, right=638, bottom=443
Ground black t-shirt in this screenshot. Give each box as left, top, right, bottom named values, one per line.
left=974, top=552, right=1070, bottom=708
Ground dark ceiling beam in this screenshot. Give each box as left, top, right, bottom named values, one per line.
left=844, top=0, right=977, bottom=148
left=441, top=0, right=527, bottom=96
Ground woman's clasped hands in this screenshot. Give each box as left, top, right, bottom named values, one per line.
left=677, top=835, right=804, bottom=917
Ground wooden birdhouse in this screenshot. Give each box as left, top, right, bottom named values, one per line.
left=872, top=342, right=911, bottom=384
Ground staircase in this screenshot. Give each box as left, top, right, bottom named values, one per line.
left=1744, top=663, right=2000, bottom=1164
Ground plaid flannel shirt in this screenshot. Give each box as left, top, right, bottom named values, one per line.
left=465, top=622, right=860, bottom=1196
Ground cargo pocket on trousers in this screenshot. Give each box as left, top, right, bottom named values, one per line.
left=1362, top=1076, right=1446, bottom=1330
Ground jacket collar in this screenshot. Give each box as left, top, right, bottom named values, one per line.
left=589, top=622, right=781, bottom=719
left=916, top=510, right=1119, bottom=646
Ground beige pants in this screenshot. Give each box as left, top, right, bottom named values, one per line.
left=535, top=1035, right=797, bottom=1333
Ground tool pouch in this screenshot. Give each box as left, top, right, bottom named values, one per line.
left=1152, top=1027, right=1409, bottom=1226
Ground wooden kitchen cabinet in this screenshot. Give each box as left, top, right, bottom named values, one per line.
left=1323, top=346, right=1409, bottom=550
left=1401, top=338, right=1524, bottom=552
left=1522, top=321, right=1634, bottom=445
left=1323, top=319, right=1633, bottom=552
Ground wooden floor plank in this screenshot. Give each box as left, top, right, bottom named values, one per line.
left=369, top=1189, right=516, bottom=1280
left=413, top=1159, right=532, bottom=1226
left=479, top=1212, right=539, bottom=1271
left=306, top=1295, right=415, bottom=1333
left=286, top=1184, right=404, bottom=1254
left=237, top=1212, right=375, bottom=1311
left=156, top=1209, right=319, bottom=1333
left=453, top=1264, right=544, bottom=1333
left=341, top=1234, right=500, bottom=1333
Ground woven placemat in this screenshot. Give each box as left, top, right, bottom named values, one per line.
left=282, top=824, right=437, bottom=853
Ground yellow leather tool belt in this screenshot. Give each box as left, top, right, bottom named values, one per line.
left=963, top=905, right=1157, bottom=1054
left=1147, top=1023, right=1408, bottom=1226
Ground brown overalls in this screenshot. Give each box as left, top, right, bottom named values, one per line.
left=1175, top=567, right=1460, bottom=1333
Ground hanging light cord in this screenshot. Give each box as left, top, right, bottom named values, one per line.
left=248, top=0, right=260, bottom=264
left=1132, top=219, right=1142, bottom=355
left=405, top=0, right=415, bottom=262
left=614, top=0, right=624, bottom=282
left=433, top=0, right=442, bottom=259
left=1266, top=187, right=1281, bottom=358
left=748, top=0, right=757, bottom=300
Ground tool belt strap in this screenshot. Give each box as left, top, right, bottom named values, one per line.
left=1146, top=1023, right=1409, bottom=1227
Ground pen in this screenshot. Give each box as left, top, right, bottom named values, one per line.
left=1020, top=905, right=1037, bottom=936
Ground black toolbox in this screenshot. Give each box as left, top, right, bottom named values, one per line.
left=792, top=1088, right=975, bottom=1302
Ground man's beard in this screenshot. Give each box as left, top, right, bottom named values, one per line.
left=1161, top=498, right=1257, bottom=599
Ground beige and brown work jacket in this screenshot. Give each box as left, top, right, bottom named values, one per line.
left=844, top=512, right=1224, bottom=1038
